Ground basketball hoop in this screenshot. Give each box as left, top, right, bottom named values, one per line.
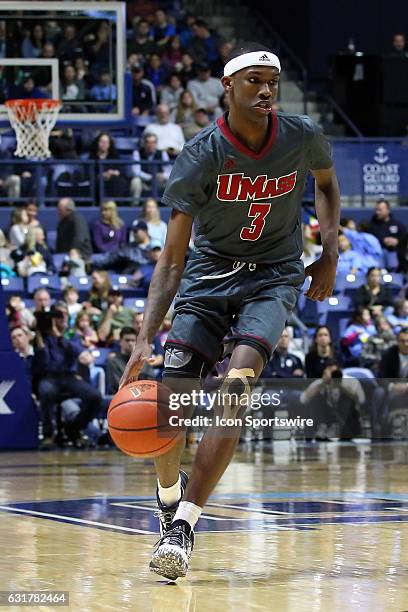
left=5, top=99, right=62, bottom=160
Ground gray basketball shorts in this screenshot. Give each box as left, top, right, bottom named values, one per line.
left=165, top=249, right=305, bottom=366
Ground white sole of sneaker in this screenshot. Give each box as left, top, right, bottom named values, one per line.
left=150, top=544, right=188, bottom=580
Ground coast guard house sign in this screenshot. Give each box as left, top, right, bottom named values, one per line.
left=363, top=146, right=400, bottom=196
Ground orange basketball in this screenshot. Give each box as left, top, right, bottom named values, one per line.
left=107, top=380, right=183, bottom=458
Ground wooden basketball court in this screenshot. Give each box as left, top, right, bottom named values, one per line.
left=1, top=442, right=408, bottom=611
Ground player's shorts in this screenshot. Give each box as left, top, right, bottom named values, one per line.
left=165, top=249, right=305, bottom=366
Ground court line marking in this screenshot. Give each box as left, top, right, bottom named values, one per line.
left=109, top=502, right=242, bottom=520
left=208, top=502, right=291, bottom=515
left=0, top=506, right=155, bottom=534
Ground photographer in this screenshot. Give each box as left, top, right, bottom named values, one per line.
left=300, top=360, right=365, bottom=440
left=32, top=305, right=104, bottom=449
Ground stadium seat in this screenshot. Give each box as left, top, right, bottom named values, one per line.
left=335, top=272, right=366, bottom=293
left=318, top=296, right=352, bottom=340
left=27, top=275, right=61, bottom=294
left=109, top=274, right=147, bottom=297
left=91, top=348, right=111, bottom=367
left=343, top=367, right=377, bottom=381
left=53, top=254, right=66, bottom=270
left=123, top=297, right=146, bottom=311
left=47, top=230, right=57, bottom=252
left=0, top=277, right=25, bottom=293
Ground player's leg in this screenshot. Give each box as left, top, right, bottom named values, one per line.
left=150, top=342, right=265, bottom=580
left=152, top=347, right=211, bottom=537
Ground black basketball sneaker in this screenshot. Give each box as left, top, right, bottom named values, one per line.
left=149, top=520, right=195, bottom=580
left=155, top=470, right=189, bottom=536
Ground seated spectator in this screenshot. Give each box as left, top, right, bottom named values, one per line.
left=300, top=360, right=364, bottom=440
left=84, top=270, right=112, bottom=314
left=183, top=107, right=211, bottom=140
left=149, top=9, right=176, bottom=48
left=32, top=287, right=52, bottom=316
left=88, top=133, right=129, bottom=201
left=353, top=267, right=393, bottom=314
left=74, top=310, right=99, bottom=349
left=8, top=207, right=30, bottom=248
left=216, top=90, right=230, bottom=117
left=92, top=230, right=148, bottom=274
left=144, top=104, right=185, bottom=157
left=262, top=328, right=304, bottom=378
left=128, top=18, right=157, bottom=57
left=74, top=56, right=91, bottom=88
left=361, top=316, right=396, bottom=369
left=140, top=241, right=162, bottom=290
left=305, top=325, right=342, bottom=378
left=163, top=36, right=183, bottom=68
left=0, top=229, right=14, bottom=275
left=138, top=198, right=168, bottom=247
left=86, top=21, right=111, bottom=73
left=15, top=227, right=55, bottom=278
left=60, top=64, right=85, bottom=105
left=386, top=298, right=408, bottom=333
left=7, top=295, right=35, bottom=330
left=144, top=53, right=170, bottom=90
left=340, top=218, right=383, bottom=269
left=188, top=19, right=220, bottom=69
left=0, top=157, right=21, bottom=203
left=25, top=201, right=41, bottom=230
left=389, top=33, right=407, bottom=57
left=365, top=199, right=407, bottom=271
left=213, top=41, right=234, bottom=77
left=377, top=328, right=408, bottom=435
left=21, top=23, right=45, bottom=58
left=177, top=52, right=196, bottom=85
left=130, top=220, right=152, bottom=250
left=56, top=24, right=79, bottom=63
left=10, top=325, right=34, bottom=389
left=32, top=305, right=104, bottom=448
left=56, top=198, right=92, bottom=258
left=341, top=307, right=377, bottom=364
left=178, top=14, right=197, bottom=49
left=301, top=221, right=322, bottom=268
left=172, top=89, right=196, bottom=126
left=9, top=74, right=48, bottom=100
left=187, top=63, right=224, bottom=117
left=91, top=200, right=127, bottom=254
left=130, top=135, right=171, bottom=204
left=63, top=286, right=83, bottom=327
left=90, top=71, right=117, bottom=109
left=337, top=232, right=366, bottom=275
left=160, top=73, right=184, bottom=113
left=97, top=289, right=134, bottom=343
left=60, top=248, right=87, bottom=278
left=106, top=326, right=156, bottom=393
left=131, top=65, right=155, bottom=118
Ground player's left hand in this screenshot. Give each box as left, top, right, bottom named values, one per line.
left=304, top=252, right=338, bottom=301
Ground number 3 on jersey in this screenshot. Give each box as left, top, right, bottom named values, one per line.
left=240, top=203, right=271, bottom=241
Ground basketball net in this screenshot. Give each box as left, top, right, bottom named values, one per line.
left=5, top=99, right=62, bottom=160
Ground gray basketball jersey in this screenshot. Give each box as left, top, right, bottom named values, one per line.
left=162, top=111, right=333, bottom=264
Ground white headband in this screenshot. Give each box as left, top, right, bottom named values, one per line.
left=224, top=51, right=281, bottom=77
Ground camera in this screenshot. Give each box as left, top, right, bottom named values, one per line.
left=35, top=308, right=64, bottom=335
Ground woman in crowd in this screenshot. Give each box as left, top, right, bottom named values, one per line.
left=84, top=270, right=112, bottom=315
left=16, top=227, right=54, bottom=277
left=305, top=326, right=341, bottom=378
left=74, top=310, right=99, bottom=349
left=160, top=73, right=184, bottom=113
left=138, top=198, right=167, bottom=247
left=173, top=89, right=196, bottom=126
left=353, top=267, right=393, bottom=314
left=8, top=208, right=30, bottom=248
left=91, top=200, right=127, bottom=254
left=21, top=23, right=45, bottom=58
left=341, top=307, right=377, bottom=364
left=88, top=133, right=128, bottom=200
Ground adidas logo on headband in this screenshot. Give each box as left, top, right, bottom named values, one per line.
left=223, top=51, right=281, bottom=76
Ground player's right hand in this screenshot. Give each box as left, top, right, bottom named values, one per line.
left=119, top=340, right=155, bottom=388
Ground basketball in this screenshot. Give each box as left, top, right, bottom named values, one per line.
left=107, top=380, right=182, bottom=458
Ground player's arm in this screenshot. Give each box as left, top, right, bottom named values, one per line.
left=304, top=167, right=340, bottom=301
left=119, top=209, right=193, bottom=386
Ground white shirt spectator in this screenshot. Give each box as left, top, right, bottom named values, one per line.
left=188, top=73, right=224, bottom=114
left=143, top=104, right=185, bottom=154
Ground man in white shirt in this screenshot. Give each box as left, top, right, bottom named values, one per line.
left=187, top=63, right=224, bottom=117
left=130, top=133, right=172, bottom=204
left=143, top=104, right=185, bottom=158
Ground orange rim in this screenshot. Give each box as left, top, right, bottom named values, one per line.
left=5, top=99, right=61, bottom=122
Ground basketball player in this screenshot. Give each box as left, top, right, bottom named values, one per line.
left=121, top=43, right=340, bottom=579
